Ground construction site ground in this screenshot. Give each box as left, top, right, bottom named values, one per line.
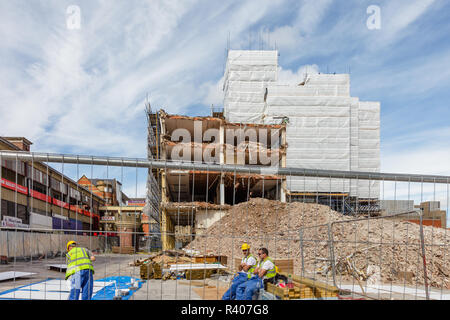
left=0, top=254, right=205, bottom=300
left=1, top=253, right=450, bottom=300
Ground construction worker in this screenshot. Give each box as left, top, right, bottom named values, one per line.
left=222, top=243, right=257, bottom=300
left=65, top=240, right=96, bottom=300
left=235, top=247, right=276, bottom=300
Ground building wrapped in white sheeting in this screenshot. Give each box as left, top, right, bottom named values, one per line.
left=223, top=50, right=380, bottom=199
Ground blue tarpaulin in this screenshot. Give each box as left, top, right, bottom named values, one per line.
left=0, top=276, right=143, bottom=300
left=92, top=276, right=143, bottom=300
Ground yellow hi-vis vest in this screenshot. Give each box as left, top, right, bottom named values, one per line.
left=242, top=254, right=256, bottom=279
left=65, top=247, right=94, bottom=280
left=258, top=257, right=276, bottom=279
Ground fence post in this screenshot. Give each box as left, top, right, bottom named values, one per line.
left=6, top=231, right=10, bottom=258
left=327, top=223, right=337, bottom=288
left=299, top=229, right=305, bottom=275
left=419, top=214, right=430, bottom=300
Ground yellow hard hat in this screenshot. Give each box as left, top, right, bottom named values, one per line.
left=67, top=241, right=76, bottom=251
left=241, top=243, right=250, bottom=250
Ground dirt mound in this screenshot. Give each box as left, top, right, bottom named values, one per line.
left=186, top=198, right=450, bottom=289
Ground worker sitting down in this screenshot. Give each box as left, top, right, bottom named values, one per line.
left=235, top=247, right=276, bottom=300
left=222, top=243, right=257, bottom=300
left=65, top=240, right=96, bottom=300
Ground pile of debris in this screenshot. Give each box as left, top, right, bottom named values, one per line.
left=134, top=250, right=230, bottom=281
left=186, top=198, right=450, bottom=289
left=132, top=250, right=190, bottom=280
left=132, top=250, right=192, bottom=267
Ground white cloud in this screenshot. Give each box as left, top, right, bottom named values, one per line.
left=261, top=0, right=333, bottom=52
left=379, top=0, right=436, bottom=46
left=202, top=76, right=225, bottom=108
left=0, top=0, right=282, bottom=157
left=382, top=143, right=450, bottom=177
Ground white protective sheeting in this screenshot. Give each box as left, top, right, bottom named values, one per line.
left=223, top=50, right=380, bottom=198
left=357, top=101, right=381, bottom=198
left=266, top=84, right=352, bottom=193
left=224, top=50, right=277, bottom=123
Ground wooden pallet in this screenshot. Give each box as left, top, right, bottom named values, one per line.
left=266, top=283, right=299, bottom=300
left=266, top=282, right=337, bottom=300
left=266, top=274, right=340, bottom=300
left=195, top=256, right=228, bottom=265
left=140, top=261, right=162, bottom=280
left=185, top=269, right=215, bottom=280
left=280, top=273, right=340, bottom=295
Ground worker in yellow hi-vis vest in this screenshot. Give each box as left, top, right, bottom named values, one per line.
left=222, top=243, right=257, bottom=300
left=235, top=247, right=277, bottom=300
left=65, top=241, right=96, bottom=300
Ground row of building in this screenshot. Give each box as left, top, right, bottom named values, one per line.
left=0, top=136, right=156, bottom=249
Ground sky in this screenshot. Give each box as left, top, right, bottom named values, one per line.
left=1, top=0, right=449, bottom=206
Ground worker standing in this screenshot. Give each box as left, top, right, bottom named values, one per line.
left=222, top=243, right=257, bottom=300
left=65, top=241, right=96, bottom=300
left=235, top=247, right=276, bottom=300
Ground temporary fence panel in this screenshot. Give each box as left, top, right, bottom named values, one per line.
left=0, top=151, right=448, bottom=301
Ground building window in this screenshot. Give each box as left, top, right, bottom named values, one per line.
left=0, top=199, right=28, bottom=224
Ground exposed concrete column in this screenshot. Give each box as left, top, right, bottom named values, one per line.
left=220, top=176, right=225, bottom=205
left=160, top=170, right=175, bottom=250
left=158, top=115, right=174, bottom=250
left=219, top=123, right=225, bottom=205
left=160, top=170, right=172, bottom=251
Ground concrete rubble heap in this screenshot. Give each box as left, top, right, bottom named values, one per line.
left=186, top=198, right=450, bottom=289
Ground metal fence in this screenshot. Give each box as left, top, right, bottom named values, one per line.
left=0, top=151, right=449, bottom=300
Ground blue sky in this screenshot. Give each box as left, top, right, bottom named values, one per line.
left=1, top=0, right=449, bottom=205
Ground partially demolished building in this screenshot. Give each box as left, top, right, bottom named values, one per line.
left=144, top=49, right=381, bottom=250
left=144, top=105, right=287, bottom=249
left=224, top=50, right=380, bottom=212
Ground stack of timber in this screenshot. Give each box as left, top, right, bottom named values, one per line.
left=265, top=273, right=339, bottom=300
left=185, top=269, right=216, bottom=280
left=195, top=255, right=228, bottom=265
left=140, top=261, right=162, bottom=280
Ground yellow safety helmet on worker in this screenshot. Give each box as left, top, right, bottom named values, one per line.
left=67, top=240, right=77, bottom=251
left=241, top=243, right=251, bottom=251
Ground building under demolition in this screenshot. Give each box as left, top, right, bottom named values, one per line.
left=144, top=49, right=382, bottom=250
left=144, top=106, right=287, bottom=249
left=223, top=50, right=380, bottom=213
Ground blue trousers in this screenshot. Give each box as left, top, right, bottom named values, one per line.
left=68, top=269, right=94, bottom=300
left=236, top=276, right=263, bottom=300
left=222, top=273, right=248, bottom=300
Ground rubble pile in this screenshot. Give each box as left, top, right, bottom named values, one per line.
left=186, top=198, right=450, bottom=288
